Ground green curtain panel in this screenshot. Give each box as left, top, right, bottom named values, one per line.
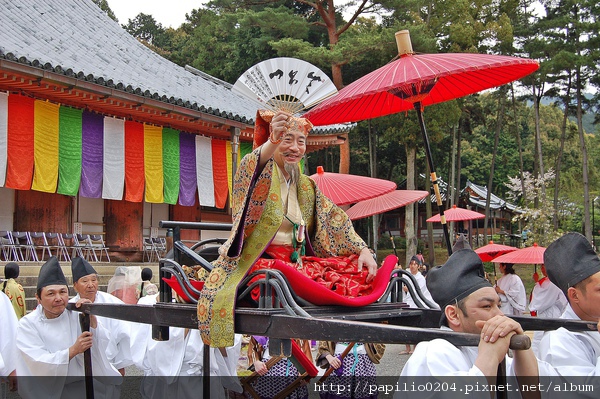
left=162, top=127, right=180, bottom=205
left=57, top=106, right=82, bottom=196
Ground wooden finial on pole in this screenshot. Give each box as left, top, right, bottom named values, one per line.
left=395, top=30, right=414, bottom=56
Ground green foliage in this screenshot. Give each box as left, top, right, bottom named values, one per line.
left=93, top=0, right=117, bottom=22
left=121, top=0, right=600, bottom=240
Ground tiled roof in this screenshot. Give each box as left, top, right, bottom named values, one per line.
left=0, top=0, right=259, bottom=123
left=0, top=0, right=354, bottom=136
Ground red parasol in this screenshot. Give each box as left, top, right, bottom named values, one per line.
left=426, top=205, right=485, bottom=223
left=491, top=243, right=546, bottom=265
left=474, top=241, right=518, bottom=263
left=305, top=30, right=539, bottom=255
left=345, top=190, right=429, bottom=220
left=309, top=165, right=396, bottom=206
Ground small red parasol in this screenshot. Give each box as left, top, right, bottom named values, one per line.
left=426, top=205, right=485, bottom=223
left=305, top=30, right=539, bottom=255
left=309, top=166, right=396, bottom=206
left=474, top=241, right=519, bottom=263
left=492, top=243, right=546, bottom=265
left=345, top=190, right=429, bottom=220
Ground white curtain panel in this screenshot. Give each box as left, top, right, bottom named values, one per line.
left=195, top=135, right=215, bottom=207
left=102, top=117, right=125, bottom=200
left=0, top=92, right=8, bottom=187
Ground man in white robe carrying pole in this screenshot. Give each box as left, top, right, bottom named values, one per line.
left=69, top=257, right=136, bottom=378
left=16, top=256, right=122, bottom=399
left=539, top=233, right=600, bottom=389
left=396, top=249, right=553, bottom=399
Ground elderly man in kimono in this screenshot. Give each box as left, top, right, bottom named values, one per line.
left=397, top=249, right=554, bottom=399
left=69, top=257, right=135, bottom=377
left=1, top=290, right=18, bottom=393
left=16, top=256, right=121, bottom=399
left=539, top=233, right=600, bottom=381
left=196, top=110, right=378, bottom=347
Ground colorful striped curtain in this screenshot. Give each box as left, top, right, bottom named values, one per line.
left=57, top=107, right=82, bottom=196
left=144, top=125, right=164, bottom=203
left=196, top=135, right=214, bottom=207
left=211, top=139, right=228, bottom=209
left=5, top=95, right=34, bottom=190
left=80, top=111, right=103, bottom=198
left=0, top=94, right=268, bottom=208
left=0, top=92, right=7, bottom=187
left=102, top=117, right=125, bottom=200
left=179, top=132, right=197, bottom=206
left=32, top=100, right=60, bottom=193
left=124, top=121, right=145, bottom=202
left=162, top=128, right=180, bottom=205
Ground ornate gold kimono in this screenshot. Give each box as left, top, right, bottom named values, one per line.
left=197, top=147, right=367, bottom=347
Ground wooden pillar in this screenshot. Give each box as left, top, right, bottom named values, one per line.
left=105, top=200, right=143, bottom=260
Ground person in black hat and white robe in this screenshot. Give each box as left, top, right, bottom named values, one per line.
left=69, top=257, right=136, bottom=377
left=15, top=256, right=121, bottom=399
left=397, top=249, right=554, bottom=398
left=539, top=232, right=600, bottom=377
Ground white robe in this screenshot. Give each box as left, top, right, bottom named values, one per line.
left=403, top=272, right=438, bottom=309
left=396, top=327, right=557, bottom=399
left=538, top=305, right=600, bottom=377
left=529, top=277, right=567, bottom=356
left=139, top=295, right=243, bottom=399
left=496, top=273, right=526, bottom=316
left=70, top=291, right=135, bottom=370
left=0, top=292, right=18, bottom=378
left=16, top=304, right=122, bottom=399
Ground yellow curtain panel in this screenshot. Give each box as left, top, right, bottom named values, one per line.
left=144, top=125, right=164, bottom=203
left=32, top=100, right=60, bottom=193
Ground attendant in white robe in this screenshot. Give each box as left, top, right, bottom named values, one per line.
left=495, top=263, right=527, bottom=316
left=139, top=294, right=243, bottom=399
left=401, top=256, right=438, bottom=354
left=396, top=249, right=553, bottom=399
left=539, top=233, right=600, bottom=387
left=529, top=264, right=567, bottom=355
left=1, top=291, right=18, bottom=393
left=402, top=256, right=437, bottom=310
left=69, top=257, right=135, bottom=376
left=16, top=257, right=122, bottom=399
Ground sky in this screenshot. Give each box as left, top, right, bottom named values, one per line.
left=109, top=0, right=207, bottom=28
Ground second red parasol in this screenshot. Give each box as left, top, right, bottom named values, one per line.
left=345, top=190, right=429, bottom=220
left=474, top=241, right=518, bottom=263
left=309, top=166, right=396, bottom=206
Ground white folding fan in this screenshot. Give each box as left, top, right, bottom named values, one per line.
left=232, top=57, right=338, bottom=114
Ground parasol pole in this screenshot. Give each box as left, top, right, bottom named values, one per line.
left=415, top=102, right=452, bottom=255
left=393, top=31, right=452, bottom=255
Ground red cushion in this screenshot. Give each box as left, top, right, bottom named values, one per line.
left=269, top=254, right=398, bottom=306
left=291, top=340, right=319, bottom=377
left=162, top=276, right=205, bottom=303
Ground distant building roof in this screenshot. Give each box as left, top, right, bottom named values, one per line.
left=464, top=181, right=522, bottom=213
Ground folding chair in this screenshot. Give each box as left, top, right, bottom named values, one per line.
left=30, top=232, right=53, bottom=261
left=75, top=234, right=96, bottom=261
left=89, top=234, right=110, bottom=262
left=0, top=231, right=20, bottom=261
left=61, top=233, right=84, bottom=260
left=11, top=231, right=37, bottom=262
left=152, top=237, right=167, bottom=259
left=52, top=233, right=71, bottom=262
left=143, top=237, right=158, bottom=262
